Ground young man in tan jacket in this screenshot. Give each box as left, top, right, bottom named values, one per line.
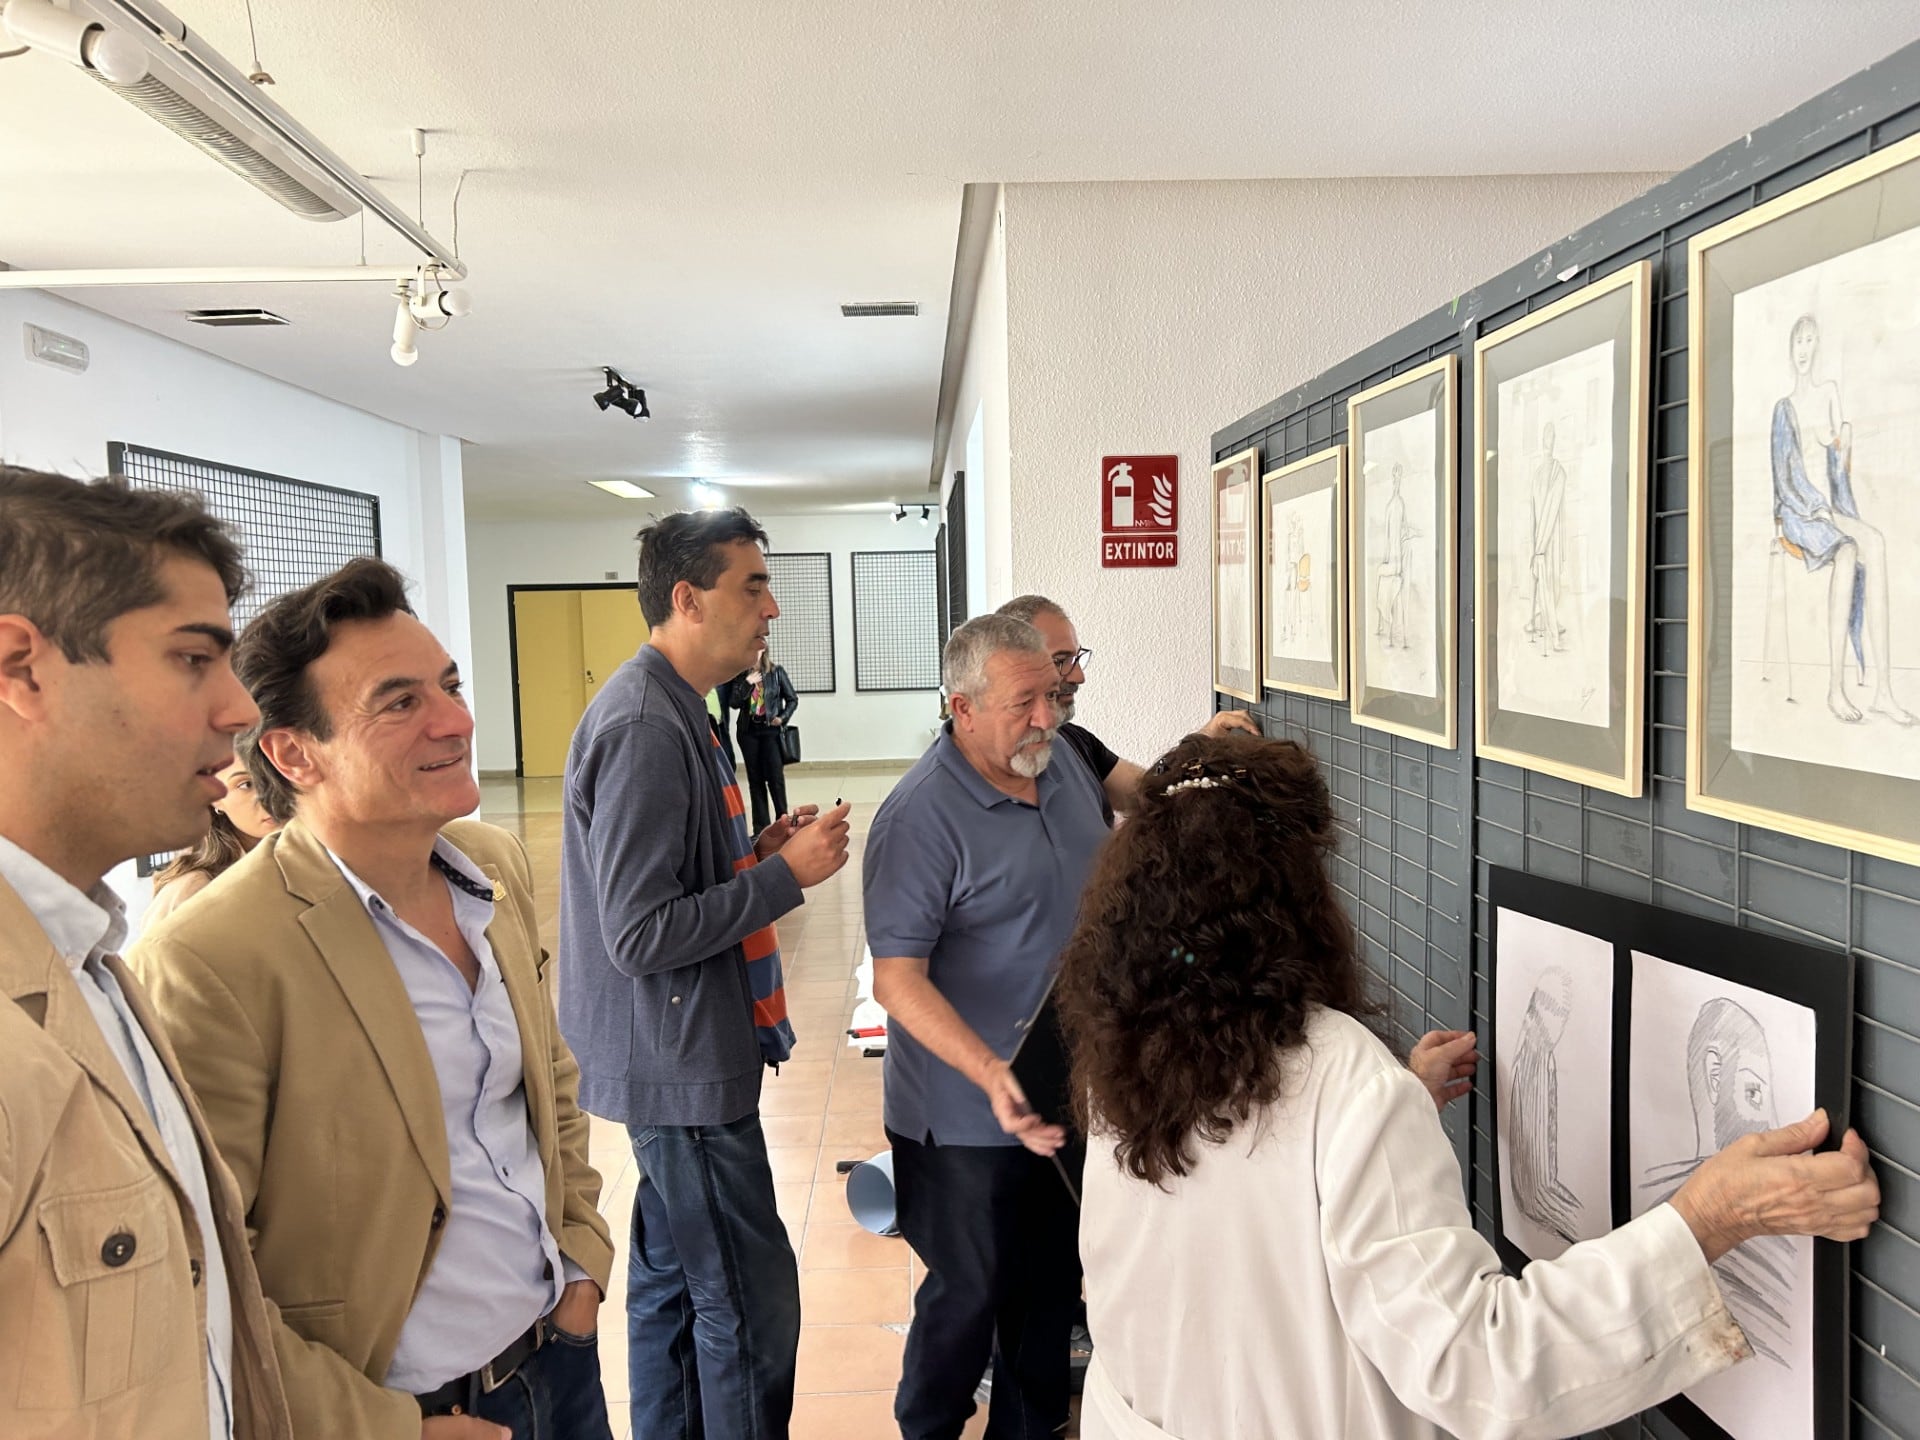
left=0, top=466, right=292, bottom=1440
left=134, top=558, right=614, bottom=1440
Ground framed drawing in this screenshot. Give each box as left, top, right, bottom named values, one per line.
left=1488, top=876, right=1618, bottom=1272
left=1261, top=445, right=1346, bottom=699
left=1211, top=446, right=1261, bottom=701
left=1474, top=261, right=1651, bottom=795
left=1347, top=355, right=1457, bottom=747
left=1688, top=131, right=1920, bottom=865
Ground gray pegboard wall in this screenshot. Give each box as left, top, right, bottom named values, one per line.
left=1213, top=40, right=1920, bottom=1440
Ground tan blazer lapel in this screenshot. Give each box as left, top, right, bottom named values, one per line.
left=276, top=823, right=454, bottom=1210
left=481, top=859, right=556, bottom=1162
left=0, top=877, right=187, bottom=1199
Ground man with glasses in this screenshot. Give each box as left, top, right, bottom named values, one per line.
left=995, top=596, right=1259, bottom=825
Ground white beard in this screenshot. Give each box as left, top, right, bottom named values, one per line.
left=1010, top=740, right=1054, bottom=778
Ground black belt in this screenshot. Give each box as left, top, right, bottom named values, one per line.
left=414, top=1318, right=547, bottom=1416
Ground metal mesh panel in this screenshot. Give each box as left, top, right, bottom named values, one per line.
left=852, top=550, right=940, bottom=691
left=109, top=443, right=381, bottom=628
left=947, top=479, right=969, bottom=626
left=1213, top=64, right=1920, bottom=1438
left=766, top=552, right=835, bottom=693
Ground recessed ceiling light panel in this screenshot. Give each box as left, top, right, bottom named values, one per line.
left=185, top=307, right=290, bottom=327
left=588, top=480, right=657, bottom=500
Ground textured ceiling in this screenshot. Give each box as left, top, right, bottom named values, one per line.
left=2, top=1, right=1916, bottom=518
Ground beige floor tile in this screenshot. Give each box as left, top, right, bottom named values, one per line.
left=761, top=1082, right=833, bottom=1116
left=794, top=1323, right=906, bottom=1394
left=798, top=1267, right=910, bottom=1324
left=801, top=1222, right=911, bottom=1270
left=766, top=1145, right=824, bottom=1184
left=761, top=1112, right=826, bottom=1149
left=774, top=1180, right=814, bottom=1229
left=822, top=1112, right=890, bottom=1152
left=790, top=1389, right=899, bottom=1438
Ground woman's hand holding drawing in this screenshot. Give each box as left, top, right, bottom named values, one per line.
left=1668, top=1108, right=1879, bottom=1263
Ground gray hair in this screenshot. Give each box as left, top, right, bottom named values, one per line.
left=995, top=594, right=1068, bottom=628
left=943, top=614, right=1048, bottom=701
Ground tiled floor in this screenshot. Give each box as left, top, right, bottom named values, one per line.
left=479, top=761, right=986, bottom=1440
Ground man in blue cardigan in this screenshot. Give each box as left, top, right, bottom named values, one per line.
left=557, top=508, right=851, bottom=1440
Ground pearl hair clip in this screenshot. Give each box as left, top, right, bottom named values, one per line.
left=1164, top=775, right=1229, bottom=795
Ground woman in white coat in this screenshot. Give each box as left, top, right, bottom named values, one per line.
left=1054, top=733, right=1879, bottom=1440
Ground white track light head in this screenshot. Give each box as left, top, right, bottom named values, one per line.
left=391, top=294, right=419, bottom=366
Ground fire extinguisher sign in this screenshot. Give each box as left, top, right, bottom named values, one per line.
left=1100, top=455, right=1178, bottom=568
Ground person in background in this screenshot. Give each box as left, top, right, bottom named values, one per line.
left=558, top=508, right=850, bottom=1440
left=135, top=558, right=614, bottom=1440
left=730, top=642, right=800, bottom=832
left=1056, top=731, right=1880, bottom=1440
left=995, top=594, right=1259, bottom=824
left=0, top=465, right=292, bottom=1440
left=147, top=743, right=282, bottom=924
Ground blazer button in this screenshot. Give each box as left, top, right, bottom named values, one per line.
left=191, top=1258, right=203, bottom=1286
left=101, top=1231, right=136, bottom=1267
left=670, top=995, right=682, bottom=1005
left=431, top=1204, right=447, bottom=1230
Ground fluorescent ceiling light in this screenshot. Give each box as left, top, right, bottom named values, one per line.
left=589, top=480, right=657, bottom=500
left=2, top=0, right=459, bottom=271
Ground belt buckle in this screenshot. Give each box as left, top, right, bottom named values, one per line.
left=478, top=1319, right=545, bottom=1394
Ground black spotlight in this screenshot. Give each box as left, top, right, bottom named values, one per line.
left=593, top=367, right=650, bottom=420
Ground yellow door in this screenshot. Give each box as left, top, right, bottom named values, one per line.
left=580, top=587, right=649, bottom=709
left=512, top=590, right=586, bottom=778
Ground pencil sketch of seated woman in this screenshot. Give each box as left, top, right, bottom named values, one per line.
left=1642, top=998, right=1795, bottom=1366
left=1507, top=967, right=1583, bottom=1243
left=1770, top=313, right=1914, bottom=727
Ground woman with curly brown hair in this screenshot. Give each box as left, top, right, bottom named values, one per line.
left=1055, top=732, right=1879, bottom=1440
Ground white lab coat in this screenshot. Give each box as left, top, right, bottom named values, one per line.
left=1079, top=1006, right=1750, bottom=1440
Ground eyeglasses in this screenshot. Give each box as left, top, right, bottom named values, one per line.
left=1052, top=647, right=1092, bottom=674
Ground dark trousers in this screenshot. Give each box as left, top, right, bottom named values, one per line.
left=888, top=1129, right=1082, bottom=1440
left=427, top=1323, right=613, bottom=1438
left=738, top=725, right=789, bottom=832
left=627, top=1113, right=801, bottom=1440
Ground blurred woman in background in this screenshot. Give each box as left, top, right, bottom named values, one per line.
left=147, top=749, right=280, bottom=925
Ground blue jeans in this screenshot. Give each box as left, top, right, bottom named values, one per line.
left=627, top=1113, right=801, bottom=1440
left=450, top=1323, right=613, bottom=1440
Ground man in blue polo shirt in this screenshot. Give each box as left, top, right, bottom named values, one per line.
left=866, top=613, right=1111, bottom=1440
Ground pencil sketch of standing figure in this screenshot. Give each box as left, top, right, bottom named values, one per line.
left=1641, top=998, right=1794, bottom=1365
left=1282, top=511, right=1307, bottom=642
left=1507, top=967, right=1582, bottom=1242
left=1375, top=464, right=1418, bottom=649
left=1771, top=313, right=1915, bottom=727
left=1527, top=423, right=1569, bottom=653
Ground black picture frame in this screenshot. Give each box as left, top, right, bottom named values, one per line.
left=1487, top=867, right=1854, bottom=1440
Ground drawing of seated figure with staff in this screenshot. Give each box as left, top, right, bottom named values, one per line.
left=1508, top=967, right=1584, bottom=1243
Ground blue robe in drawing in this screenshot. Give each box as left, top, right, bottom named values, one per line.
left=1770, top=396, right=1865, bottom=674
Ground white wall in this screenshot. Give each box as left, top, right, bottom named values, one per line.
left=465, top=510, right=944, bottom=772
left=998, top=172, right=1662, bottom=764
left=0, top=291, right=469, bottom=926
left=938, top=186, right=1011, bottom=613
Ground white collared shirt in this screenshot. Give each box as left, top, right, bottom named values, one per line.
left=0, top=836, right=234, bottom=1440
left=326, top=837, right=580, bottom=1393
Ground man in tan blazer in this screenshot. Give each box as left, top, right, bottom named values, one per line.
left=135, top=557, right=614, bottom=1440
left=0, top=466, right=292, bottom=1440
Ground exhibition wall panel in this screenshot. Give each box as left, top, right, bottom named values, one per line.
left=1212, top=38, right=1920, bottom=1440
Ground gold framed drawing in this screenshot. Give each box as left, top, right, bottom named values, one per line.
left=1262, top=445, right=1347, bottom=700
left=1687, top=131, right=1920, bottom=867
left=1474, top=260, right=1652, bottom=796
left=1347, top=355, right=1458, bottom=747
left=1211, top=445, right=1261, bottom=702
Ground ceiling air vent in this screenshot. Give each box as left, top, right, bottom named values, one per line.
left=185, top=308, right=290, bottom=327
left=840, top=301, right=919, bottom=318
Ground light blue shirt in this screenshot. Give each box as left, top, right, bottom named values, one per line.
left=326, top=837, right=583, bottom=1393
left=0, top=836, right=233, bottom=1440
